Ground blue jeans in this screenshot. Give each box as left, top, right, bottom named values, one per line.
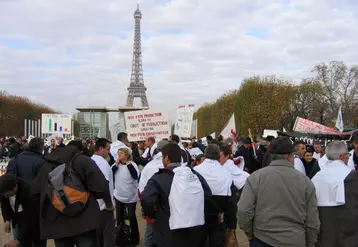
left=142, top=222, right=156, bottom=247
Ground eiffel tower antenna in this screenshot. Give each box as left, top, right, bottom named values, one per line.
left=126, top=3, right=149, bottom=107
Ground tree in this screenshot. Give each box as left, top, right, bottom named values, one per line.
left=0, top=91, right=57, bottom=137
left=313, top=61, right=358, bottom=127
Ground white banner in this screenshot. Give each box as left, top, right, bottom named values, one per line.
left=174, top=104, right=195, bottom=138
left=125, top=109, right=170, bottom=142
left=220, top=113, right=236, bottom=139
left=42, top=114, right=72, bottom=134
left=293, top=117, right=350, bottom=135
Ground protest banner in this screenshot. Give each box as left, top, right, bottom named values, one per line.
left=174, top=104, right=195, bottom=138
left=124, top=109, right=170, bottom=142
left=293, top=117, right=351, bottom=135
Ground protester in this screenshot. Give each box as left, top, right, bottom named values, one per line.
left=312, top=141, right=358, bottom=247
left=348, top=136, right=358, bottom=170
left=113, top=148, right=140, bottom=246
left=16, top=137, right=45, bottom=183
left=0, top=174, right=42, bottom=247
left=139, top=137, right=158, bottom=167
left=169, top=134, right=191, bottom=166
left=293, top=140, right=306, bottom=174
left=92, top=138, right=115, bottom=247
left=141, top=143, right=210, bottom=247
left=313, top=141, right=322, bottom=160
left=32, top=140, right=112, bottom=247
left=219, top=145, right=249, bottom=191
left=234, top=137, right=259, bottom=173
left=110, top=132, right=131, bottom=161
left=192, top=154, right=205, bottom=167
left=302, top=146, right=319, bottom=178
left=194, top=144, right=237, bottom=247
left=238, top=137, right=320, bottom=247
left=138, top=140, right=169, bottom=247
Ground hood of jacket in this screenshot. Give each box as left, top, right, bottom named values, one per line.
left=45, top=146, right=79, bottom=165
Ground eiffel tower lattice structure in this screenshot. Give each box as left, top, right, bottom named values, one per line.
left=126, top=4, right=149, bottom=108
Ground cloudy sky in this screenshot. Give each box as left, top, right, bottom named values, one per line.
left=0, top=0, right=358, bottom=115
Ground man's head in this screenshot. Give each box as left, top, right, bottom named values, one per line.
left=50, top=139, right=56, bottom=146
left=117, top=132, right=130, bottom=147
left=243, top=138, right=252, bottom=149
left=138, top=141, right=145, bottom=150
left=0, top=174, right=18, bottom=197
left=95, top=138, right=111, bottom=158
left=170, top=134, right=180, bottom=145
left=294, top=140, right=306, bottom=157
left=157, top=140, right=170, bottom=153
left=57, top=137, right=64, bottom=144
left=204, top=144, right=221, bottom=161
left=206, top=135, right=213, bottom=143
left=269, top=137, right=295, bottom=164
left=219, top=145, right=231, bottom=165
left=161, top=143, right=181, bottom=167
left=313, top=141, right=321, bottom=153
left=304, top=146, right=314, bottom=163
left=352, top=137, right=358, bottom=152
left=326, top=141, right=349, bottom=164
left=28, top=137, right=45, bottom=154
left=145, top=137, right=156, bottom=148
left=8, top=142, right=22, bottom=158
left=265, top=136, right=275, bottom=148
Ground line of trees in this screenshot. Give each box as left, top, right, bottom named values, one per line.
left=0, top=91, right=57, bottom=137
left=195, top=61, right=358, bottom=137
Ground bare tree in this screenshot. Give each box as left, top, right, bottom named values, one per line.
left=313, top=61, right=358, bottom=127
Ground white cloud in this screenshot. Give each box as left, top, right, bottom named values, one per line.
left=0, top=0, right=358, bottom=119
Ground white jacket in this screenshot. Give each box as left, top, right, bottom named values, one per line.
left=138, top=152, right=164, bottom=193
left=222, top=159, right=250, bottom=190
left=113, top=162, right=140, bottom=203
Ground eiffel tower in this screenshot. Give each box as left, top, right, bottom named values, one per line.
left=126, top=4, right=149, bottom=107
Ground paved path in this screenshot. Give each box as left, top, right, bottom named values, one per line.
left=1, top=204, right=249, bottom=247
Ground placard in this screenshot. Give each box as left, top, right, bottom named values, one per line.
left=125, top=109, right=170, bottom=142
left=42, top=114, right=72, bottom=134
left=174, top=104, right=195, bottom=138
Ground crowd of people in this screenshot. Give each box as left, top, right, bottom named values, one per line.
left=0, top=132, right=358, bottom=247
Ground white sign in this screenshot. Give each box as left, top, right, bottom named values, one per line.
left=124, top=109, right=170, bottom=142
left=42, top=114, right=72, bottom=134
left=174, top=104, right=195, bottom=138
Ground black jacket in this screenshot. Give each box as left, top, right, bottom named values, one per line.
left=302, top=158, right=318, bottom=177
left=0, top=179, right=40, bottom=243
left=316, top=171, right=358, bottom=247
left=31, top=146, right=112, bottom=239
left=16, top=150, right=45, bottom=183
left=141, top=165, right=211, bottom=247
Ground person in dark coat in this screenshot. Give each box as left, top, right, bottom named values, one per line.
left=234, top=138, right=259, bottom=174
left=0, top=174, right=42, bottom=247
left=16, top=137, right=46, bottom=183
left=312, top=141, right=358, bottom=247
left=302, top=146, right=319, bottom=178
left=6, top=142, right=23, bottom=174
left=31, top=140, right=113, bottom=247
left=141, top=143, right=211, bottom=247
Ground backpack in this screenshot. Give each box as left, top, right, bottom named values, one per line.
left=115, top=222, right=132, bottom=247
left=47, top=153, right=90, bottom=217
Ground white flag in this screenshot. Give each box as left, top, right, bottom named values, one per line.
left=335, top=106, right=344, bottom=132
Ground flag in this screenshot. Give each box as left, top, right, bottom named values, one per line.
left=335, top=106, right=344, bottom=132
left=220, top=113, right=237, bottom=141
